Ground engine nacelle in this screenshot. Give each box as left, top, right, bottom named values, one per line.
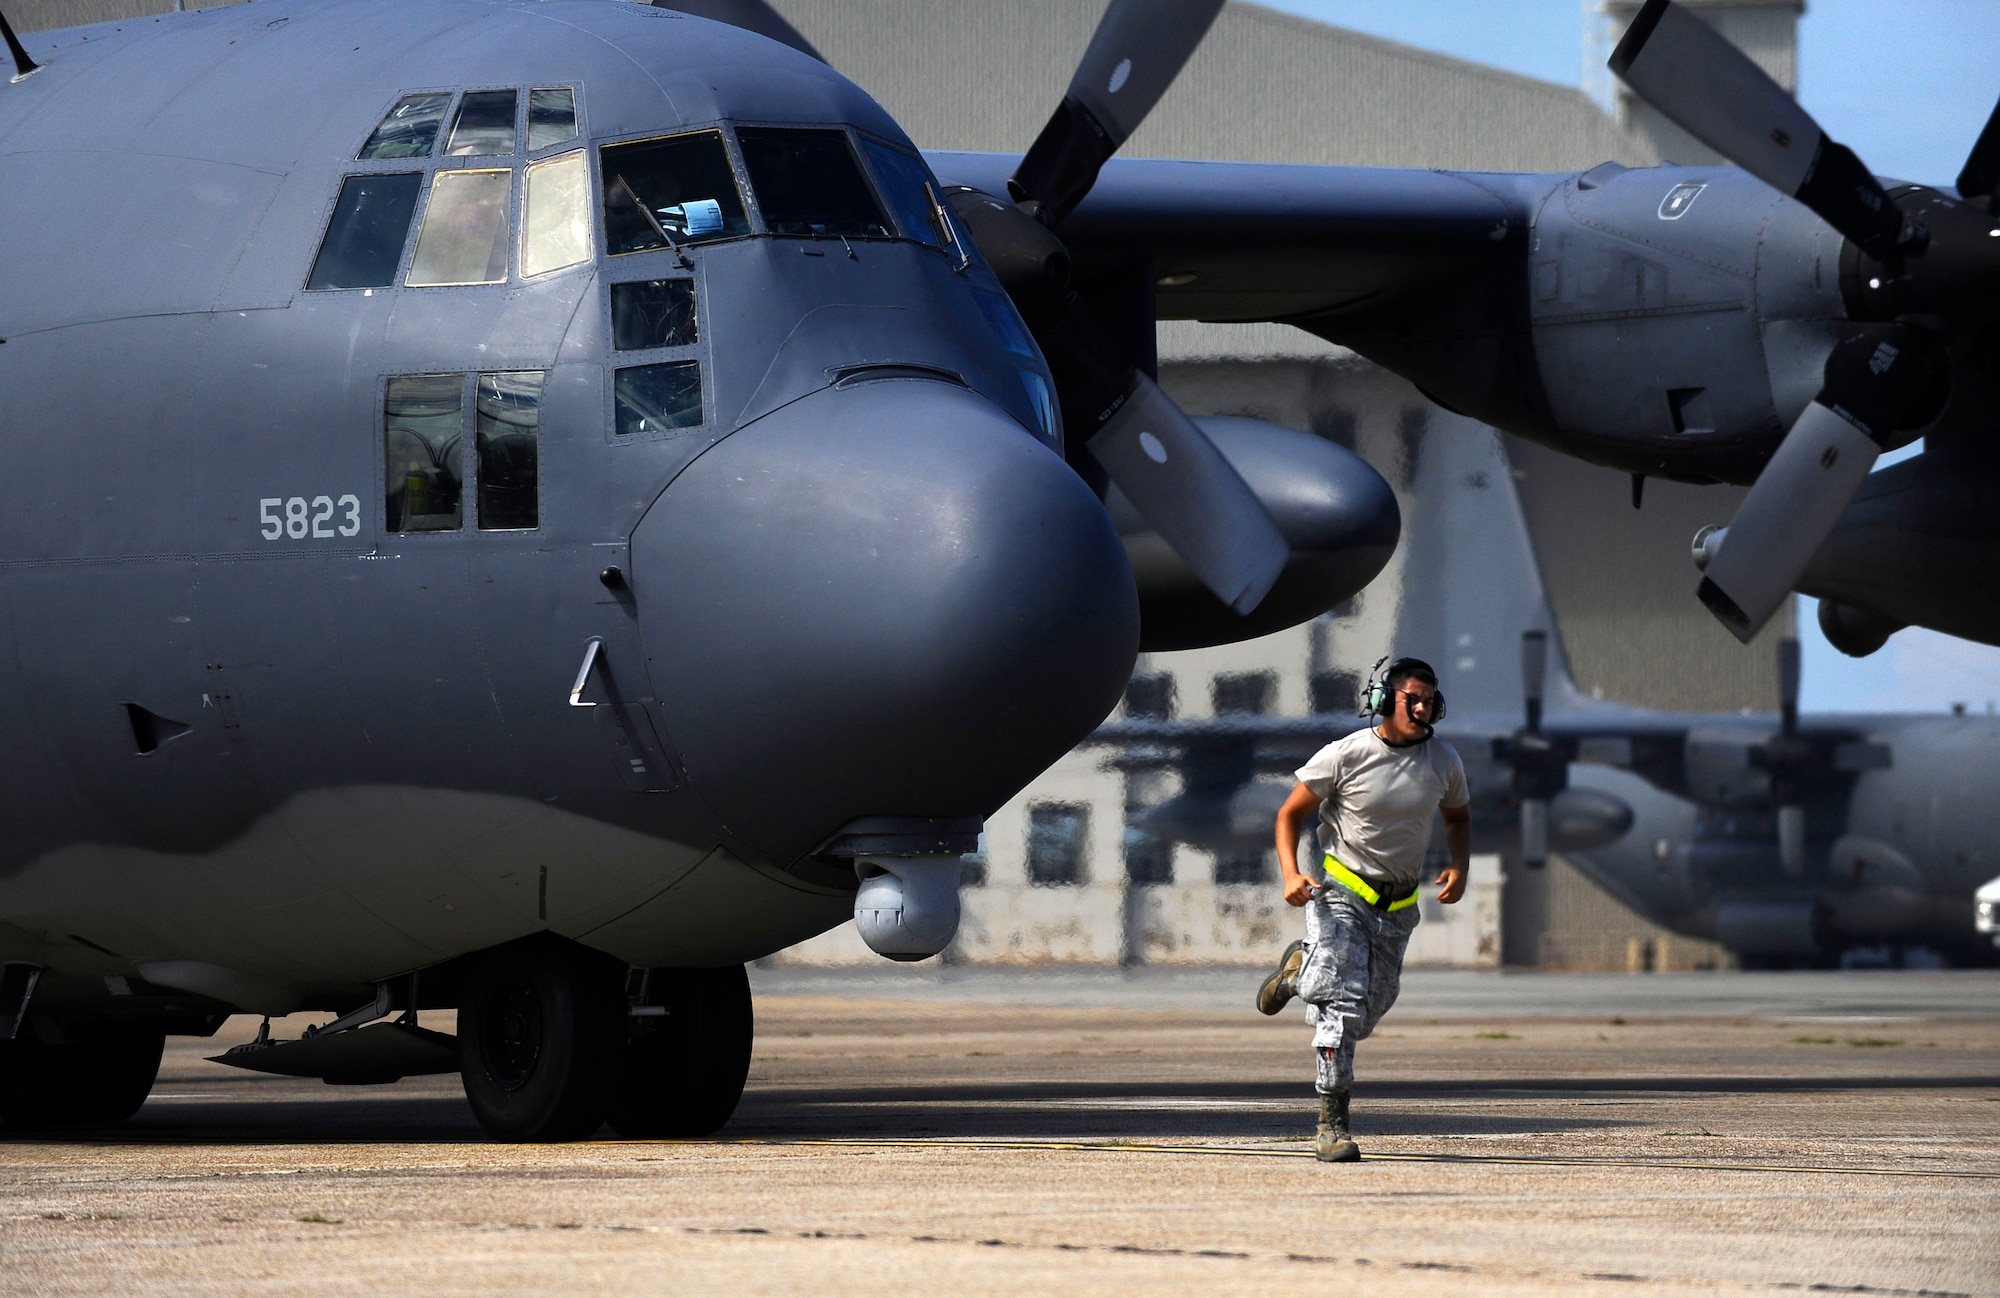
left=1328, top=166, right=1849, bottom=486
left=1800, top=447, right=2000, bottom=654
left=1113, top=416, right=1400, bottom=651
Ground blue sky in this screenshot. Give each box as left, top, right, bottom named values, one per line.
left=1256, top=0, right=2000, bottom=713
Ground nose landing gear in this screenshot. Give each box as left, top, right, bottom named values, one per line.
left=456, top=942, right=755, bottom=1142
left=0, top=1018, right=165, bottom=1127
left=604, top=966, right=753, bottom=1139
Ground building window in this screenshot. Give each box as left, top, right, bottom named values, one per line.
left=960, top=832, right=989, bottom=888
left=1124, top=828, right=1172, bottom=885
left=1310, top=669, right=1359, bottom=715
left=1212, top=671, right=1275, bottom=716
left=1124, top=674, right=1175, bottom=720
left=1215, top=851, right=1273, bottom=885
left=1027, top=803, right=1088, bottom=886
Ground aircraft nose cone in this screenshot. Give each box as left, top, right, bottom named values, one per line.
left=631, top=380, right=1139, bottom=866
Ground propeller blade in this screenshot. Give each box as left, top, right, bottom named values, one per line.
left=1778, top=634, right=1800, bottom=738
left=1521, top=630, right=1548, bottom=734
left=1608, top=0, right=1901, bottom=259
left=1009, top=0, right=1227, bottom=224
left=1, top=4, right=38, bottom=82
left=1086, top=374, right=1289, bottom=615
left=1957, top=96, right=2000, bottom=204
left=650, top=0, right=824, bottom=62
left=1520, top=798, right=1549, bottom=870
left=1695, top=326, right=1940, bottom=643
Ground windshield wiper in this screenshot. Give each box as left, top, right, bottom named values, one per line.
left=612, top=174, right=692, bottom=269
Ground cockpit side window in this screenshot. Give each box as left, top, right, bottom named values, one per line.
left=384, top=374, right=465, bottom=533
left=307, top=173, right=422, bottom=290
left=600, top=132, right=751, bottom=255
left=527, top=88, right=578, bottom=152
left=359, top=93, right=452, bottom=160
left=859, top=140, right=945, bottom=247
left=446, top=90, right=519, bottom=157
left=611, top=280, right=697, bottom=350
left=736, top=128, right=892, bottom=239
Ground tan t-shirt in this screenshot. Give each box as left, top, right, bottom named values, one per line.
left=1294, top=727, right=1469, bottom=887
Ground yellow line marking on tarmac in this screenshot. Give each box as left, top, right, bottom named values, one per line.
left=584, top=1136, right=2000, bottom=1180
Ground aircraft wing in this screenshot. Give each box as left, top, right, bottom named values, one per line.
left=924, top=151, right=1520, bottom=324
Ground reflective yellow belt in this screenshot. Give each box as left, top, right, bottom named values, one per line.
left=1324, top=855, right=1420, bottom=911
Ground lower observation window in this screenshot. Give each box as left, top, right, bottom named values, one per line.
left=476, top=372, right=543, bottom=530
left=614, top=361, right=702, bottom=436
left=384, top=374, right=465, bottom=532
left=611, top=280, right=697, bottom=350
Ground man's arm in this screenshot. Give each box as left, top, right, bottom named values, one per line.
left=1435, top=803, right=1471, bottom=904
left=1274, top=782, right=1324, bottom=908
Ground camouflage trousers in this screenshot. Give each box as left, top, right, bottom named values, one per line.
left=1298, top=882, right=1420, bottom=1094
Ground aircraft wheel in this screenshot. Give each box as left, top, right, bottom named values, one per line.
left=458, top=943, right=622, bottom=1142
left=604, top=966, right=753, bottom=1139
left=0, top=1018, right=165, bottom=1127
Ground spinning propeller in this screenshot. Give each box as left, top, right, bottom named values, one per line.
left=1493, top=631, right=1568, bottom=870
left=947, top=0, right=1290, bottom=616
left=1611, top=0, right=2000, bottom=642
left=656, top=0, right=1288, bottom=614
left=1761, top=635, right=1809, bottom=875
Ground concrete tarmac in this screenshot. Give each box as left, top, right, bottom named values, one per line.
left=3, top=969, right=1997, bottom=1296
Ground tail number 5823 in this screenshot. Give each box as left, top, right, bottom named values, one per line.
left=260, top=495, right=362, bottom=541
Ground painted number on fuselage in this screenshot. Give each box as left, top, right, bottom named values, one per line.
left=260, top=495, right=361, bottom=541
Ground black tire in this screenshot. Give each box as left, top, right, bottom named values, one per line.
left=458, top=942, right=622, bottom=1142
left=0, top=1018, right=164, bottom=1127
left=604, top=966, right=754, bottom=1139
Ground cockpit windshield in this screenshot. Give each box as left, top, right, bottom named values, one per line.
left=600, top=131, right=751, bottom=255
left=859, top=140, right=945, bottom=248
left=358, top=93, right=451, bottom=160
left=736, top=128, right=892, bottom=239
left=445, top=90, right=518, bottom=156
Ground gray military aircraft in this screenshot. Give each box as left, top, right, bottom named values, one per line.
left=1093, top=416, right=2000, bottom=969
left=0, top=0, right=1992, bottom=1139
left=1101, top=630, right=2000, bottom=968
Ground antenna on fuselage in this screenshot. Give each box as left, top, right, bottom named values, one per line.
left=1, top=5, right=41, bottom=83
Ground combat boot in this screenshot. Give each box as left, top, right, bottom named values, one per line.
left=1256, top=940, right=1306, bottom=1015
left=1315, top=1089, right=1360, bottom=1162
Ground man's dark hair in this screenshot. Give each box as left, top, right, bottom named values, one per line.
left=1385, top=658, right=1438, bottom=691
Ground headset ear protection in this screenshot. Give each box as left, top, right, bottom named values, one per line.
left=1362, top=656, right=1446, bottom=724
